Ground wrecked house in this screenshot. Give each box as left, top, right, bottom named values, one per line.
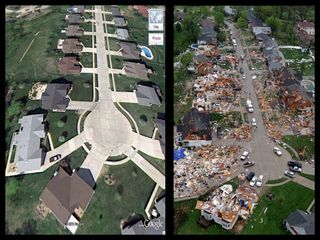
left=176, top=108, right=212, bottom=145
left=197, top=18, right=217, bottom=45
left=201, top=185, right=258, bottom=230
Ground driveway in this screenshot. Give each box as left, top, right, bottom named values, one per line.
left=112, top=92, right=138, bottom=103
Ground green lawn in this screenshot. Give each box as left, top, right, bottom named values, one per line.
left=138, top=151, right=165, bottom=175
left=288, top=62, right=314, bottom=76
left=124, top=9, right=148, bottom=45
left=107, top=24, right=116, bottom=34
left=242, top=181, right=314, bottom=234
left=120, top=103, right=161, bottom=138
left=219, top=61, right=233, bottom=70
left=281, top=48, right=310, bottom=61
left=174, top=96, right=193, bottom=124
left=299, top=173, right=315, bottom=181
left=80, top=52, right=94, bottom=68
left=77, top=161, right=156, bottom=234
left=114, top=74, right=140, bottom=92
left=81, top=35, right=94, bottom=48
left=67, top=74, right=93, bottom=101
left=282, top=135, right=314, bottom=160
left=111, top=55, right=123, bottom=69
left=175, top=181, right=314, bottom=235
left=5, top=147, right=87, bottom=235
left=47, top=111, right=79, bottom=148
left=108, top=37, right=120, bottom=51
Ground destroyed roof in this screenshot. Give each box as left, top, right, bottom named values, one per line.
left=285, top=210, right=314, bottom=235
left=296, top=20, right=314, bottom=30
left=65, top=25, right=83, bottom=37
left=41, top=83, right=70, bottom=111
left=176, top=108, right=212, bottom=141
left=252, top=26, right=271, bottom=36
left=67, top=14, right=84, bottom=24
left=118, top=41, right=140, bottom=60
left=194, top=54, right=210, bottom=63
left=247, top=10, right=263, bottom=27
left=116, top=28, right=129, bottom=40
left=123, top=61, right=149, bottom=80
left=14, top=114, right=45, bottom=172
left=40, top=168, right=94, bottom=226
left=67, top=5, right=85, bottom=14
left=111, top=6, right=121, bottom=16
left=135, top=83, right=162, bottom=106
left=62, top=38, right=83, bottom=54
left=114, top=17, right=126, bottom=27
left=58, top=56, right=81, bottom=75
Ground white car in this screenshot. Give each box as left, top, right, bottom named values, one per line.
left=252, top=75, right=257, bottom=80
left=284, top=170, right=295, bottom=178
left=250, top=176, right=257, bottom=186
left=256, top=175, right=264, bottom=187
left=251, top=118, right=257, bottom=127
left=242, top=74, right=246, bottom=79
left=273, top=147, right=282, bottom=156
left=240, top=151, right=249, bottom=160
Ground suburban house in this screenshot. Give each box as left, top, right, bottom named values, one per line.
left=62, top=38, right=83, bottom=54
left=224, top=6, right=235, bottom=16
left=197, top=18, right=217, bottom=45
left=252, top=26, right=271, bottom=36
left=174, top=9, right=185, bottom=22
left=58, top=56, right=82, bottom=75
left=12, top=114, right=46, bottom=173
left=176, top=108, right=212, bottom=146
left=261, top=37, right=284, bottom=72
left=118, top=42, right=140, bottom=60
left=122, top=197, right=165, bottom=235
left=284, top=210, right=314, bottom=235
left=155, top=113, right=165, bottom=156
left=67, top=5, right=85, bottom=15
left=135, top=83, right=163, bottom=107
left=123, top=61, right=151, bottom=80
left=40, top=167, right=95, bottom=234
left=114, top=17, right=126, bottom=27
left=201, top=185, right=259, bottom=230
left=295, top=20, right=314, bottom=48
left=116, top=28, right=129, bottom=40
left=65, top=25, right=84, bottom=37
left=41, top=83, right=71, bottom=112
left=111, top=5, right=122, bottom=17
left=247, top=10, right=263, bottom=30
left=66, top=14, right=84, bottom=24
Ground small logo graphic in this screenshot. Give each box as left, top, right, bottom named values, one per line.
left=139, top=218, right=164, bottom=231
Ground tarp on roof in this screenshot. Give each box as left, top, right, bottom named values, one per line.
left=174, top=148, right=185, bottom=161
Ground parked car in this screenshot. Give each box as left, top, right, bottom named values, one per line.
left=273, top=147, right=282, bottom=156
left=284, top=170, right=295, bottom=178
left=251, top=118, right=257, bottom=127
left=50, top=154, right=61, bottom=162
left=243, top=161, right=255, bottom=168
left=240, top=151, right=249, bottom=160
left=289, top=165, right=302, bottom=173
left=288, top=161, right=302, bottom=168
left=240, top=68, right=244, bottom=74
left=252, top=75, right=257, bottom=80
left=246, top=171, right=255, bottom=181
left=256, top=175, right=264, bottom=187
left=242, top=74, right=246, bottom=79
left=250, top=176, right=257, bottom=186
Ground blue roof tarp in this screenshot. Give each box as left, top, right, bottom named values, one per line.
left=174, top=148, right=185, bottom=161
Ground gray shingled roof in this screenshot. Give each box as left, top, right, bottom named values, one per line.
left=286, top=210, right=314, bottom=235
left=114, top=17, right=126, bottom=27
left=67, top=14, right=84, bottom=24
left=116, top=28, right=129, bottom=40
left=41, top=83, right=70, bottom=111
left=253, top=26, right=271, bottom=36
left=118, top=42, right=140, bottom=60
left=111, top=6, right=121, bottom=16
left=14, top=114, right=45, bottom=172
left=123, top=61, right=149, bottom=80
left=40, top=168, right=94, bottom=226
left=135, top=84, right=162, bottom=106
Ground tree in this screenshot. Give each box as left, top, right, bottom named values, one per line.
left=139, top=114, right=148, bottom=126
left=236, top=16, right=247, bottom=29
left=58, top=135, right=66, bottom=142
left=180, top=52, right=193, bottom=66
left=56, top=120, right=65, bottom=128
left=175, top=22, right=182, bottom=32
left=266, top=16, right=282, bottom=33
left=199, top=6, right=209, bottom=19
left=217, top=31, right=226, bottom=43
left=214, top=12, right=224, bottom=27
left=7, top=101, right=23, bottom=117
left=83, top=82, right=91, bottom=88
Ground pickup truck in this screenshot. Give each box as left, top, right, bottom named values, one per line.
left=243, top=161, right=255, bottom=168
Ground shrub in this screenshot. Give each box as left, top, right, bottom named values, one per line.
left=58, top=135, right=65, bottom=142
left=139, top=115, right=148, bottom=126
left=56, top=120, right=64, bottom=128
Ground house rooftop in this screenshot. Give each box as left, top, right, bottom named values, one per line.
left=62, top=38, right=83, bottom=54
left=116, top=28, right=129, bottom=40
left=40, top=167, right=95, bottom=227
left=14, top=114, right=46, bottom=172
left=65, top=25, right=83, bottom=37
left=296, top=20, right=314, bottom=29
left=123, top=61, right=150, bottom=80
left=111, top=6, right=121, bottom=16
left=135, top=83, right=162, bottom=106
left=114, top=17, right=126, bottom=27
left=252, top=26, right=271, bottom=36
left=41, top=83, right=71, bottom=111
left=118, top=41, right=140, bottom=60
left=67, top=5, right=85, bottom=14
left=58, top=56, right=81, bottom=75
left=286, top=210, right=314, bottom=235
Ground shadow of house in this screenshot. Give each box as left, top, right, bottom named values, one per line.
left=76, top=168, right=96, bottom=190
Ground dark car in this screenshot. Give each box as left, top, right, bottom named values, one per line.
left=50, top=154, right=61, bottom=162
left=288, top=161, right=302, bottom=168
left=240, top=68, right=244, bottom=74
left=294, top=161, right=302, bottom=168
left=289, top=166, right=302, bottom=173
left=246, top=171, right=255, bottom=181
left=243, top=161, right=255, bottom=168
